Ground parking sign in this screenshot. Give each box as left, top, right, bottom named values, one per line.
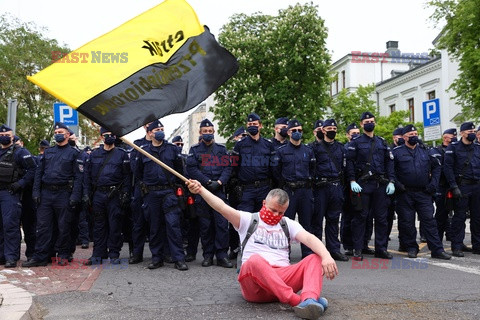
left=53, top=103, right=78, bottom=125
left=422, top=99, right=441, bottom=141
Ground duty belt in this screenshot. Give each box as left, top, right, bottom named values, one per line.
left=97, top=185, right=121, bottom=192
left=404, top=186, right=426, bottom=192
left=313, top=177, right=341, bottom=188
left=146, top=184, right=171, bottom=191
left=285, top=181, right=311, bottom=189
left=43, top=183, right=69, bottom=191
left=241, top=179, right=270, bottom=188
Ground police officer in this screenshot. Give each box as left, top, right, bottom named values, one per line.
left=389, top=128, right=405, bottom=250
left=431, top=128, right=457, bottom=244
left=0, top=125, right=36, bottom=267
left=232, top=113, right=275, bottom=212
left=312, top=120, right=324, bottom=143
left=186, top=119, right=233, bottom=268
left=23, top=122, right=84, bottom=267
left=273, top=119, right=315, bottom=258
left=392, top=124, right=451, bottom=260
left=134, top=120, right=188, bottom=270
left=346, top=111, right=395, bottom=261
left=341, top=123, right=360, bottom=256
left=129, top=123, right=152, bottom=264
left=84, top=128, right=131, bottom=265
left=311, top=119, right=348, bottom=261
left=172, top=136, right=184, bottom=154
left=270, top=117, right=289, bottom=149
left=443, top=122, right=480, bottom=256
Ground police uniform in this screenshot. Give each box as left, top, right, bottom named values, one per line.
left=346, top=112, right=395, bottom=260
left=186, top=119, right=233, bottom=268
left=430, top=128, right=457, bottom=243
left=135, top=120, right=188, bottom=270
left=232, top=113, right=275, bottom=212
left=24, top=122, right=84, bottom=266
left=443, top=122, right=480, bottom=256
left=311, top=119, right=348, bottom=261
left=0, top=125, right=36, bottom=267
left=273, top=119, right=315, bottom=258
left=128, top=134, right=151, bottom=264
left=84, top=128, right=131, bottom=264
left=392, top=125, right=451, bottom=259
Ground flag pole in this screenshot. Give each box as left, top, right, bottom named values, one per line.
left=120, top=136, right=188, bottom=183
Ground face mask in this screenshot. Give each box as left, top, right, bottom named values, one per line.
left=279, top=128, right=288, bottom=138
left=54, top=133, right=66, bottom=143
left=350, top=133, right=359, bottom=140
left=0, top=136, right=11, bottom=146
left=451, top=137, right=457, bottom=142
left=202, top=134, right=214, bottom=142
left=177, top=146, right=183, bottom=153
left=154, top=131, right=165, bottom=142
left=316, top=131, right=324, bottom=140
left=407, top=136, right=419, bottom=146
left=247, top=126, right=259, bottom=136
left=325, top=131, right=337, bottom=140
left=363, top=123, right=375, bottom=132
left=68, top=140, right=76, bottom=146
left=259, top=205, right=283, bottom=226
left=397, top=137, right=405, bottom=146
left=104, top=135, right=116, bottom=145
left=291, top=131, right=302, bottom=141
left=466, top=133, right=476, bottom=142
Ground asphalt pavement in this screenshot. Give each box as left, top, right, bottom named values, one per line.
left=2, top=220, right=480, bottom=320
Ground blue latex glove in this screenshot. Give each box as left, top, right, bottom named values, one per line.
left=350, top=181, right=362, bottom=193
left=386, top=182, right=395, bottom=195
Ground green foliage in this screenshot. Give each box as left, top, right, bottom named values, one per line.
left=0, top=14, right=98, bottom=153
left=375, top=111, right=424, bottom=145
left=214, top=2, right=331, bottom=142
left=428, top=0, right=480, bottom=121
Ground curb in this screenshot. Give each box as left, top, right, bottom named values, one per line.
left=0, top=283, right=35, bottom=320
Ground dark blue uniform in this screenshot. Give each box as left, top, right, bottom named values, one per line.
left=31, top=144, right=83, bottom=262
left=430, top=144, right=453, bottom=242
left=186, top=141, right=232, bottom=261
left=0, top=145, right=36, bottom=263
left=135, top=142, right=185, bottom=264
left=129, top=136, right=151, bottom=261
left=270, top=137, right=286, bottom=150
left=232, top=135, right=275, bottom=212
left=311, top=140, right=345, bottom=254
left=273, top=141, right=315, bottom=257
left=443, top=141, right=480, bottom=252
left=346, top=134, right=395, bottom=253
left=392, top=144, right=445, bottom=255
left=85, top=146, right=131, bottom=261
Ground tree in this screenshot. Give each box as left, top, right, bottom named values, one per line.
left=428, top=0, right=480, bottom=120
left=0, top=14, right=99, bottom=153
left=214, top=2, right=331, bottom=142
left=328, top=84, right=423, bottom=144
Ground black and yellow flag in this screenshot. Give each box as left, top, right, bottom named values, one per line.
left=28, top=0, right=238, bottom=136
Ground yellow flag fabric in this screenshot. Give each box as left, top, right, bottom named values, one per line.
left=28, top=0, right=238, bottom=136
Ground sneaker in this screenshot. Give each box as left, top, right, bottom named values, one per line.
left=293, top=298, right=324, bottom=320
left=317, top=297, right=328, bottom=311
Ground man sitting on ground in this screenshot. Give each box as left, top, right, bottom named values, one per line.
left=186, top=179, right=338, bottom=320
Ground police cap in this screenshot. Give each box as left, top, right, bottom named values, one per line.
left=443, top=128, right=457, bottom=136
left=147, top=120, right=164, bottom=132
left=402, top=124, right=417, bottom=135
left=323, top=119, right=337, bottom=127
left=393, top=128, right=404, bottom=136
left=360, top=111, right=375, bottom=121
left=314, top=119, right=324, bottom=129
left=274, top=117, right=289, bottom=125
left=54, top=122, right=69, bottom=131
left=346, top=123, right=358, bottom=133
left=287, top=119, right=302, bottom=129
left=460, top=122, right=475, bottom=132
left=172, top=135, right=183, bottom=143
left=200, top=119, right=214, bottom=128
left=0, top=124, right=12, bottom=133
left=247, top=113, right=260, bottom=122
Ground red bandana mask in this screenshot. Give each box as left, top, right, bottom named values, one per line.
left=259, top=205, right=283, bottom=226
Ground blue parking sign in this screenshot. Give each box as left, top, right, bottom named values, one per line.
left=53, top=103, right=78, bottom=125
left=422, top=99, right=440, bottom=127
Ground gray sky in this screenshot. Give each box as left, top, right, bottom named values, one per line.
left=1, top=0, right=441, bottom=140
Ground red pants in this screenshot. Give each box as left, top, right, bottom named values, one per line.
left=238, top=253, right=324, bottom=307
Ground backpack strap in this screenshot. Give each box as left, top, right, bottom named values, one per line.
left=236, top=212, right=259, bottom=273
left=279, top=217, right=291, bottom=254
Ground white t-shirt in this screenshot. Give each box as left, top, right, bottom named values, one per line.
left=235, top=210, right=305, bottom=267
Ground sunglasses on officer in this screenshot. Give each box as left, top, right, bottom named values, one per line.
left=290, top=129, right=303, bottom=133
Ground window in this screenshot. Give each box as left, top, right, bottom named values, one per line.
left=389, top=104, right=396, bottom=114
left=341, top=70, right=346, bottom=89
left=407, top=98, right=414, bottom=122
left=427, top=90, right=435, bottom=100
left=335, top=74, right=339, bottom=94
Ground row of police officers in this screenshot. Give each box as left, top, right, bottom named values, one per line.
left=1, top=110, right=479, bottom=269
